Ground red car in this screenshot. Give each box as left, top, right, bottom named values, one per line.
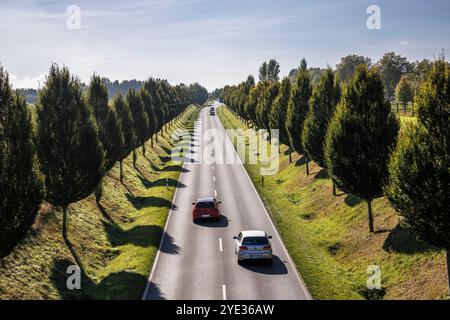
left=192, top=197, right=221, bottom=222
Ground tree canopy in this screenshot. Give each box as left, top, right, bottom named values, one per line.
left=324, top=66, right=399, bottom=232
left=302, top=68, right=340, bottom=168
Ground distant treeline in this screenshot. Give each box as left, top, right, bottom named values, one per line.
left=16, top=78, right=147, bottom=105
left=0, top=63, right=208, bottom=257
left=212, top=52, right=440, bottom=104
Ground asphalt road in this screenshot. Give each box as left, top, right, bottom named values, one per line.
left=143, top=102, right=311, bottom=300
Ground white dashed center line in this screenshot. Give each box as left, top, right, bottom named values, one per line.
left=219, top=238, right=223, bottom=252
left=222, top=284, right=227, bottom=300
left=213, top=176, right=216, bottom=182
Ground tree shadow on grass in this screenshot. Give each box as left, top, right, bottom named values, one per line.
left=50, top=259, right=155, bottom=300
left=159, top=155, right=172, bottom=163
left=314, top=168, right=329, bottom=180
left=96, top=200, right=115, bottom=224
left=159, top=145, right=172, bottom=155
left=102, top=223, right=180, bottom=255
left=162, top=165, right=190, bottom=173
left=121, top=181, right=135, bottom=197
left=149, top=163, right=190, bottom=173
left=133, top=164, right=152, bottom=181
left=125, top=194, right=176, bottom=210
left=294, top=155, right=307, bottom=167
left=344, top=194, right=364, bottom=207
left=382, top=224, right=440, bottom=254
left=138, top=175, right=186, bottom=189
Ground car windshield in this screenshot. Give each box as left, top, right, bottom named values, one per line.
left=242, top=237, right=268, bottom=245
left=196, top=202, right=215, bottom=208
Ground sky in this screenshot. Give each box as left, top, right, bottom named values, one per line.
left=0, top=0, right=449, bottom=91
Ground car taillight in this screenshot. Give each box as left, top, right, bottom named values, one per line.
left=239, top=246, right=248, bottom=251
left=263, top=245, right=271, bottom=250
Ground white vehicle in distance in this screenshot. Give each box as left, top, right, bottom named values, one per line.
left=233, top=230, right=273, bottom=265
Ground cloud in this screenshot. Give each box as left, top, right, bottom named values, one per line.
left=9, top=73, right=47, bottom=89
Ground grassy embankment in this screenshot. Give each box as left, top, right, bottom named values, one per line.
left=0, top=105, right=200, bottom=300
left=217, top=106, right=447, bottom=300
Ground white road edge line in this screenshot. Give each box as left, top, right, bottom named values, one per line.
left=142, top=109, right=198, bottom=300
left=219, top=237, right=223, bottom=252
left=214, top=109, right=313, bottom=300
left=222, top=284, right=227, bottom=300
left=213, top=176, right=216, bottom=182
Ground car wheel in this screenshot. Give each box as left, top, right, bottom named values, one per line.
left=237, top=258, right=243, bottom=265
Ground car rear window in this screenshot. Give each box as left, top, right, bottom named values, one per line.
left=196, top=202, right=215, bottom=208
left=242, top=237, right=268, bottom=245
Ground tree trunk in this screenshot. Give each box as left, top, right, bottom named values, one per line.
left=404, top=103, right=407, bottom=114
left=446, top=249, right=450, bottom=296
left=119, top=160, right=123, bottom=183
left=412, top=102, right=415, bottom=116
left=367, top=199, right=374, bottom=233
left=142, top=143, right=146, bottom=156
left=151, top=136, right=154, bottom=148
left=133, top=149, right=137, bottom=167
left=396, top=102, right=399, bottom=113
left=95, top=178, right=103, bottom=204
left=305, top=155, right=310, bottom=175
left=62, top=205, right=69, bottom=241
left=289, top=148, right=292, bottom=163
left=332, top=183, right=336, bottom=196
left=156, top=132, right=159, bottom=143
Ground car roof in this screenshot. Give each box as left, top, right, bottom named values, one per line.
left=197, top=197, right=215, bottom=202
left=241, top=230, right=267, bottom=237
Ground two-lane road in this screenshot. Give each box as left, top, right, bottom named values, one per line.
left=143, top=103, right=310, bottom=300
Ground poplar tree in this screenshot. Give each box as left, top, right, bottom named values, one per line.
left=36, top=64, right=104, bottom=240
left=386, top=60, right=450, bottom=293
left=87, top=75, right=124, bottom=171
left=269, top=77, right=291, bottom=146
left=140, top=88, right=156, bottom=149
left=0, top=67, right=44, bottom=256
left=285, top=59, right=312, bottom=165
left=127, top=89, right=149, bottom=161
left=324, top=66, right=399, bottom=233
left=302, top=68, right=340, bottom=192
left=256, top=81, right=280, bottom=132
left=113, top=93, right=135, bottom=183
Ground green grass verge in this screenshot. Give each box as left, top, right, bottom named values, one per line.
left=217, top=106, right=447, bottom=300
left=0, top=105, right=201, bottom=300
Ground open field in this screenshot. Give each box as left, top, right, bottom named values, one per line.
left=0, top=105, right=200, bottom=300
left=217, top=105, right=447, bottom=300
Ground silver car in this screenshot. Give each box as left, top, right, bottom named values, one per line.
left=233, top=230, right=273, bottom=264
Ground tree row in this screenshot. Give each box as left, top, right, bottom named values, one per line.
left=0, top=63, right=208, bottom=256
left=220, top=58, right=449, bottom=292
